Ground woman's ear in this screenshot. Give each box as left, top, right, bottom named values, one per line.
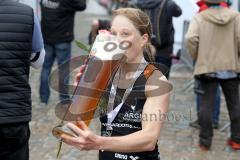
left=141, top=34, right=149, bottom=47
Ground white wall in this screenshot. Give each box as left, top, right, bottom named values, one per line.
left=172, top=0, right=198, bottom=53
left=172, top=0, right=239, bottom=54
left=231, top=0, right=239, bottom=10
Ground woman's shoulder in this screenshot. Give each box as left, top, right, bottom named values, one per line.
left=143, top=64, right=165, bottom=80
left=144, top=64, right=172, bottom=97
left=145, top=65, right=168, bottom=85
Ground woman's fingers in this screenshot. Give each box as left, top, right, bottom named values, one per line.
left=74, top=65, right=86, bottom=86
left=79, top=64, right=86, bottom=74
left=61, top=123, right=100, bottom=151
left=59, top=118, right=98, bottom=151
left=74, top=72, right=83, bottom=86
left=61, top=134, right=85, bottom=150
left=66, top=122, right=85, bottom=137
left=61, top=134, right=78, bottom=145
left=76, top=121, right=88, bottom=131
left=61, top=134, right=72, bottom=142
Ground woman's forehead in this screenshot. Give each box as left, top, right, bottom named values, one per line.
left=112, top=15, right=134, bottom=26
left=111, top=15, right=136, bottom=30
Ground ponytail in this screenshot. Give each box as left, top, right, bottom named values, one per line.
left=144, top=42, right=156, bottom=62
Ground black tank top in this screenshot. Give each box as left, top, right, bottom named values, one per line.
left=99, top=64, right=160, bottom=160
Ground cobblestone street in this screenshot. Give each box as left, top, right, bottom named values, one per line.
left=28, top=1, right=240, bottom=160
left=29, top=63, right=240, bottom=160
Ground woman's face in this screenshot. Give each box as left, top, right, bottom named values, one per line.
left=111, top=15, right=148, bottom=62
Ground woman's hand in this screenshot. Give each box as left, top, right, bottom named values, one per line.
left=73, top=65, right=86, bottom=87
left=60, top=121, right=102, bottom=151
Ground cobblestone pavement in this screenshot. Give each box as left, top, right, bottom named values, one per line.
left=29, top=1, right=240, bottom=160
left=29, top=63, right=240, bottom=160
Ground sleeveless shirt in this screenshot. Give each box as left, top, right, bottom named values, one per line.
left=99, top=64, right=161, bottom=160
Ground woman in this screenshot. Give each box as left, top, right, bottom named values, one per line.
left=61, top=8, right=172, bottom=160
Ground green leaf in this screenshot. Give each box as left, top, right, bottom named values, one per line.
left=75, top=40, right=90, bottom=52
left=56, top=141, right=62, bottom=159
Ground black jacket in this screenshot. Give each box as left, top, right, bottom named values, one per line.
left=40, top=0, right=86, bottom=44
left=138, top=0, right=182, bottom=58
left=0, top=0, right=34, bottom=124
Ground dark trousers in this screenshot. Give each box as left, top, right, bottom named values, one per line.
left=0, top=122, right=30, bottom=160
left=198, top=77, right=240, bottom=148
left=40, top=43, right=71, bottom=104
left=196, top=84, right=221, bottom=123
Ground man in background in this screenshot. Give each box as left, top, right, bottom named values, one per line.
left=137, top=0, right=182, bottom=79
left=39, top=0, right=86, bottom=105
left=0, top=0, right=45, bottom=159
left=185, top=0, right=240, bottom=150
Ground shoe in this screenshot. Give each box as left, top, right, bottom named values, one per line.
left=213, top=122, right=219, bottom=129
left=199, top=143, right=210, bottom=151
left=228, top=139, right=240, bottom=150
left=189, top=120, right=200, bottom=129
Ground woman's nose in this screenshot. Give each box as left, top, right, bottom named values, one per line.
left=116, top=35, right=123, bottom=43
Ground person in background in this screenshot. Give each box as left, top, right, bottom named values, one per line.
left=137, top=0, right=182, bottom=79
left=88, top=19, right=111, bottom=45
left=185, top=0, right=240, bottom=150
left=39, top=0, right=86, bottom=106
left=189, top=0, right=232, bottom=130
left=89, top=0, right=133, bottom=45
left=0, top=0, right=45, bottom=159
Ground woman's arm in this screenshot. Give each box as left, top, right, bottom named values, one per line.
left=61, top=70, right=172, bottom=152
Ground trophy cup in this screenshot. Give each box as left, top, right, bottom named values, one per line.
left=52, top=30, right=130, bottom=140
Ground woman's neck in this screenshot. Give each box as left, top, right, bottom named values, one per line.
left=120, top=54, right=144, bottom=80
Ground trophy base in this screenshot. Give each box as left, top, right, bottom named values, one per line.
left=52, top=124, right=78, bottom=140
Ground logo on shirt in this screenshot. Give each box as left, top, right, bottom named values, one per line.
left=42, top=0, right=60, bottom=9
left=130, top=105, right=136, bottom=111
left=115, top=153, right=128, bottom=160
left=122, top=112, right=142, bottom=123
left=129, top=156, right=139, bottom=160
left=114, top=153, right=139, bottom=160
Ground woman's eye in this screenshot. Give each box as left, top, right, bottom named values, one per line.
left=121, top=32, right=129, bottom=37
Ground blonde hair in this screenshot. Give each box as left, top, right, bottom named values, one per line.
left=112, top=8, right=156, bottom=62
